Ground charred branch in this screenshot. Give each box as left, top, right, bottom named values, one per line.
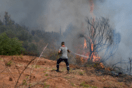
left=80, top=17, right=114, bottom=61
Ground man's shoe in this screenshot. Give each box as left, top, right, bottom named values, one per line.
left=56, top=70, right=60, bottom=72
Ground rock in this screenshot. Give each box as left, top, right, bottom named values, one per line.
left=9, top=77, right=13, bottom=81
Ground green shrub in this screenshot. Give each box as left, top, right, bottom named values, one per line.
left=44, top=82, right=50, bottom=88
left=46, top=50, right=59, bottom=60
left=35, top=65, right=41, bottom=68
left=0, top=33, right=25, bottom=55
left=6, top=60, right=12, bottom=66
left=45, top=74, right=48, bottom=76
left=80, top=81, right=97, bottom=88
left=22, top=79, right=27, bottom=85
left=79, top=71, right=84, bottom=76
left=22, top=41, right=39, bottom=56
left=80, top=82, right=90, bottom=87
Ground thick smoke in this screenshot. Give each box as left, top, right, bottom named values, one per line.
left=0, top=0, right=132, bottom=64
left=0, top=0, right=49, bottom=28
left=94, top=0, right=132, bottom=61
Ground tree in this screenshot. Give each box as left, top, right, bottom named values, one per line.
left=79, top=17, right=114, bottom=62
left=0, top=26, right=7, bottom=34
left=0, top=33, right=25, bottom=55
left=5, top=30, right=16, bottom=38
left=17, top=30, right=32, bottom=41
left=4, top=12, right=14, bottom=25
left=0, top=19, right=3, bottom=25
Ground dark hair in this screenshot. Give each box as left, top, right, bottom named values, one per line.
left=61, top=42, right=65, bottom=45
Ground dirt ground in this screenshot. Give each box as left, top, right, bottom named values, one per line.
left=0, top=55, right=132, bottom=88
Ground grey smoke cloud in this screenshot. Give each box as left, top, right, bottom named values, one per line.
left=95, top=0, right=132, bottom=60
left=0, top=0, right=132, bottom=62
left=0, top=0, right=49, bottom=28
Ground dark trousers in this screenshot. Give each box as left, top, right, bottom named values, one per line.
left=56, top=58, right=69, bottom=71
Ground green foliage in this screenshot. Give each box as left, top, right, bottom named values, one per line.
left=35, top=65, right=41, bottom=68
left=80, top=82, right=97, bottom=88
left=71, top=83, right=75, bottom=86
left=0, top=26, right=7, bottom=33
left=25, top=76, right=29, bottom=79
left=5, top=30, right=16, bottom=38
left=0, top=33, right=25, bottom=55
left=79, top=71, right=84, bottom=76
left=0, top=58, right=3, bottom=61
left=45, top=74, right=48, bottom=76
left=43, top=82, right=50, bottom=88
left=46, top=49, right=58, bottom=60
left=0, top=12, right=61, bottom=56
left=0, top=20, right=3, bottom=25
left=22, top=79, right=27, bottom=85
left=6, top=60, right=12, bottom=66
left=17, top=30, right=32, bottom=41
left=27, top=43, right=37, bottom=52
left=22, top=42, right=39, bottom=56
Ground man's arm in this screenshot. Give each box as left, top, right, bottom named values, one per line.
left=58, top=47, right=62, bottom=54
left=58, top=50, right=61, bottom=54
left=67, top=49, right=70, bottom=53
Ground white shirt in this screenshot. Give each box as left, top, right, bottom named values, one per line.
left=59, top=46, right=68, bottom=59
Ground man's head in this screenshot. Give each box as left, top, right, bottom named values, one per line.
left=61, top=42, right=65, bottom=46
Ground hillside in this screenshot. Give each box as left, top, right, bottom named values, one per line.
left=0, top=12, right=61, bottom=56
left=0, top=55, right=131, bottom=88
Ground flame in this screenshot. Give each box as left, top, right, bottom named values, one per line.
left=89, top=0, right=94, bottom=13
left=89, top=0, right=95, bottom=19
left=89, top=0, right=101, bottom=62
left=76, top=0, right=101, bottom=63
left=100, top=63, right=111, bottom=71
left=100, top=63, right=105, bottom=68
left=84, top=39, right=87, bottom=49
left=81, top=57, right=84, bottom=63
left=93, top=53, right=100, bottom=62
left=91, top=43, right=93, bottom=51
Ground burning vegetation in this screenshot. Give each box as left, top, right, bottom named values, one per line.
left=78, top=17, right=114, bottom=63
left=75, top=0, right=114, bottom=67
left=0, top=0, right=132, bottom=87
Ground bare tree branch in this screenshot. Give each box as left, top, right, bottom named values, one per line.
left=15, top=56, right=36, bottom=88
left=80, top=17, right=114, bottom=61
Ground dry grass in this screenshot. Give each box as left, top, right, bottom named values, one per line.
left=0, top=55, right=131, bottom=88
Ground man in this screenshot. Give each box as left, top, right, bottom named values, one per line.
left=56, top=42, right=70, bottom=73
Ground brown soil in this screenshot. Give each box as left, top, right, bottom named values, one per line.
left=0, top=55, right=131, bottom=88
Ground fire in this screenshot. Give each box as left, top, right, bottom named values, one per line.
left=89, top=0, right=94, bottom=13
left=100, top=63, right=111, bottom=71
left=76, top=0, right=101, bottom=63
left=93, top=53, right=100, bottom=62
left=80, top=57, right=85, bottom=63
left=91, top=43, right=93, bottom=51
left=89, top=0, right=95, bottom=19
left=89, top=0, right=101, bottom=62
left=100, top=63, right=104, bottom=68
left=84, top=39, right=87, bottom=49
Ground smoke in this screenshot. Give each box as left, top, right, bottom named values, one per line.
left=0, top=0, right=132, bottom=63
left=0, top=0, right=49, bottom=28
left=94, top=0, right=132, bottom=61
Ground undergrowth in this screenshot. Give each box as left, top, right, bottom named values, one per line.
left=5, top=60, right=12, bottom=66
left=80, top=81, right=97, bottom=88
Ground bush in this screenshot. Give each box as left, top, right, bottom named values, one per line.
left=0, top=33, right=25, bottom=55
left=80, top=81, right=97, bottom=88
left=46, top=50, right=58, bottom=60
left=22, top=41, right=39, bottom=56
left=5, top=60, right=12, bottom=67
